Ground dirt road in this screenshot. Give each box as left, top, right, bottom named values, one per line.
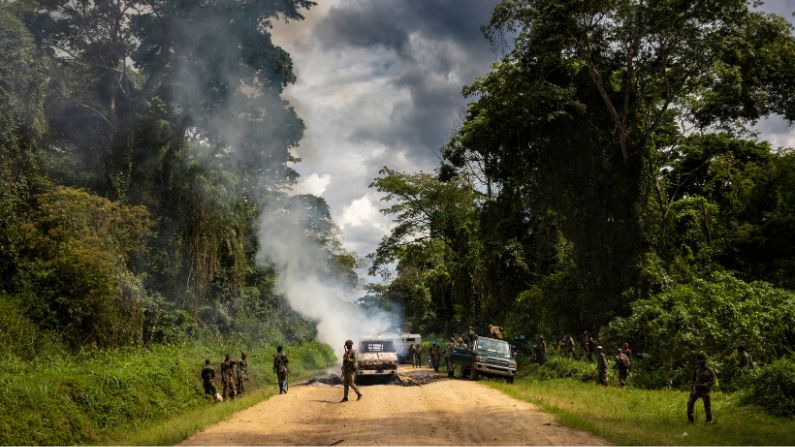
left=180, top=368, right=607, bottom=445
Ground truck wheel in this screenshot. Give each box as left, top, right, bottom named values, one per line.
left=461, top=368, right=469, bottom=379
left=506, top=376, right=514, bottom=384
left=469, top=368, right=479, bottom=381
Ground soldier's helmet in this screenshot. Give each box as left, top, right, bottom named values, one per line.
left=596, top=345, right=603, bottom=351
left=345, top=339, right=353, bottom=347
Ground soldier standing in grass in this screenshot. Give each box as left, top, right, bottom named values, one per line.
left=615, top=348, right=631, bottom=386
left=687, top=354, right=716, bottom=423
left=201, top=359, right=219, bottom=399
left=534, top=335, right=547, bottom=365
left=738, top=346, right=756, bottom=369
left=565, top=334, right=577, bottom=359
left=273, top=346, right=289, bottom=394
left=236, top=352, right=248, bottom=395
left=341, top=339, right=362, bottom=402
left=221, top=354, right=237, bottom=401
left=596, top=346, right=608, bottom=386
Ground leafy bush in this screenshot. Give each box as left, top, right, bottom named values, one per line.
left=607, top=272, right=795, bottom=387
left=742, top=355, right=795, bottom=417
left=519, top=355, right=595, bottom=381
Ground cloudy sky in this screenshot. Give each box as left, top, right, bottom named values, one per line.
left=270, top=0, right=795, bottom=279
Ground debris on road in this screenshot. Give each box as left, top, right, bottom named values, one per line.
left=307, top=373, right=343, bottom=386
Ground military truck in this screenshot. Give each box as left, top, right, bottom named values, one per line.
left=451, top=336, right=517, bottom=383
left=356, top=339, right=399, bottom=382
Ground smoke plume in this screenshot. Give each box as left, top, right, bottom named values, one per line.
left=256, top=197, right=399, bottom=359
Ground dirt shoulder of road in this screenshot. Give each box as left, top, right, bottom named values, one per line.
left=179, top=368, right=608, bottom=446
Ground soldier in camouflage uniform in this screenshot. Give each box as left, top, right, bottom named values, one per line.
left=429, top=342, right=441, bottom=372
left=534, top=335, right=547, bottom=365
left=564, top=334, right=577, bottom=359
left=738, top=346, right=756, bottom=369
left=201, top=359, right=219, bottom=398
left=341, top=339, right=362, bottom=402
left=273, top=346, right=290, bottom=394
left=615, top=348, right=631, bottom=386
left=596, top=346, right=608, bottom=386
left=236, top=352, right=248, bottom=395
left=221, top=354, right=237, bottom=401
left=687, top=354, right=716, bottom=423
left=444, top=338, right=454, bottom=377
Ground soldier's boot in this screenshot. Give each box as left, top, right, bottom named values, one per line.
left=357, top=393, right=363, bottom=401
left=687, top=396, right=696, bottom=423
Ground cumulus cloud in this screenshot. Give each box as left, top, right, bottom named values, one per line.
left=271, top=0, right=499, bottom=271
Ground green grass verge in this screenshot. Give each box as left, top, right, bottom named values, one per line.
left=0, top=341, right=335, bottom=445
left=486, top=377, right=795, bottom=445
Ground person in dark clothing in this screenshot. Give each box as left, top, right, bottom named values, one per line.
left=201, top=359, right=219, bottom=398
left=273, top=346, right=289, bottom=394
left=687, top=354, right=716, bottom=423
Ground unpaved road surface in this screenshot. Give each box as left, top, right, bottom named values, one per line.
left=180, top=368, right=607, bottom=445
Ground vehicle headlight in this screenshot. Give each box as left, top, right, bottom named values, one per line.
left=509, top=361, right=517, bottom=367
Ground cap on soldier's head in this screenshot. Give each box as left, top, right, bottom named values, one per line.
left=345, top=339, right=353, bottom=346
left=596, top=345, right=603, bottom=350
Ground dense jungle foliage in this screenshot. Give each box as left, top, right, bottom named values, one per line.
left=0, top=0, right=367, bottom=357
left=368, top=0, right=795, bottom=411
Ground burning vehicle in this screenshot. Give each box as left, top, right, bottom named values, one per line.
left=356, top=339, right=398, bottom=381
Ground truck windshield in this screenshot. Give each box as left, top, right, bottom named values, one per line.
left=476, top=339, right=510, bottom=357
left=360, top=341, right=396, bottom=353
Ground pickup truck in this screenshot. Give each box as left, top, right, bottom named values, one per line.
left=451, top=336, right=517, bottom=383
left=356, top=339, right=398, bottom=382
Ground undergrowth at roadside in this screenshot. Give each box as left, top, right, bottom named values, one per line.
left=486, top=377, right=795, bottom=445
left=0, top=341, right=334, bottom=445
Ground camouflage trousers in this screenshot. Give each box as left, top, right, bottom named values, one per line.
left=203, top=379, right=218, bottom=397
left=237, top=374, right=247, bottom=395
left=222, top=376, right=236, bottom=400
left=687, top=389, right=712, bottom=422
left=618, top=368, right=629, bottom=386
left=597, top=369, right=608, bottom=385
left=277, top=371, right=288, bottom=394
left=342, top=371, right=361, bottom=399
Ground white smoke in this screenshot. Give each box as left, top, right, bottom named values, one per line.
left=256, top=198, right=399, bottom=360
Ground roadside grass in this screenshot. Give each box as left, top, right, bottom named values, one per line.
left=486, top=377, right=795, bottom=445
left=0, top=341, right=335, bottom=445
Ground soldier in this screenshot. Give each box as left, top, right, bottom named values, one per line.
left=565, top=334, right=577, bottom=359
left=273, top=346, right=289, bottom=394
left=534, top=335, right=547, bottom=365
left=615, top=348, right=631, bottom=386
left=468, top=326, right=477, bottom=345
left=429, top=342, right=441, bottom=372
left=341, top=339, right=362, bottom=402
left=581, top=331, right=591, bottom=360
left=489, top=324, right=504, bottom=340
left=596, top=346, right=608, bottom=386
left=687, top=354, right=716, bottom=423
left=738, top=346, right=756, bottom=369
left=415, top=344, right=423, bottom=368
left=409, top=344, right=417, bottom=368
left=221, top=354, right=237, bottom=401
left=236, top=352, right=248, bottom=395
left=201, top=359, right=219, bottom=399
left=444, top=338, right=455, bottom=377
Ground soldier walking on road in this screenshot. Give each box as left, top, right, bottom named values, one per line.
left=201, top=359, right=219, bottom=399
left=596, top=346, right=608, bottom=386
left=430, top=342, right=441, bottom=372
left=221, top=354, right=237, bottom=401
left=444, top=339, right=454, bottom=377
left=273, top=346, right=290, bottom=394
left=341, top=339, right=362, bottom=402
left=687, top=354, right=716, bottom=423
left=236, top=352, right=248, bottom=395
left=615, top=348, right=631, bottom=386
